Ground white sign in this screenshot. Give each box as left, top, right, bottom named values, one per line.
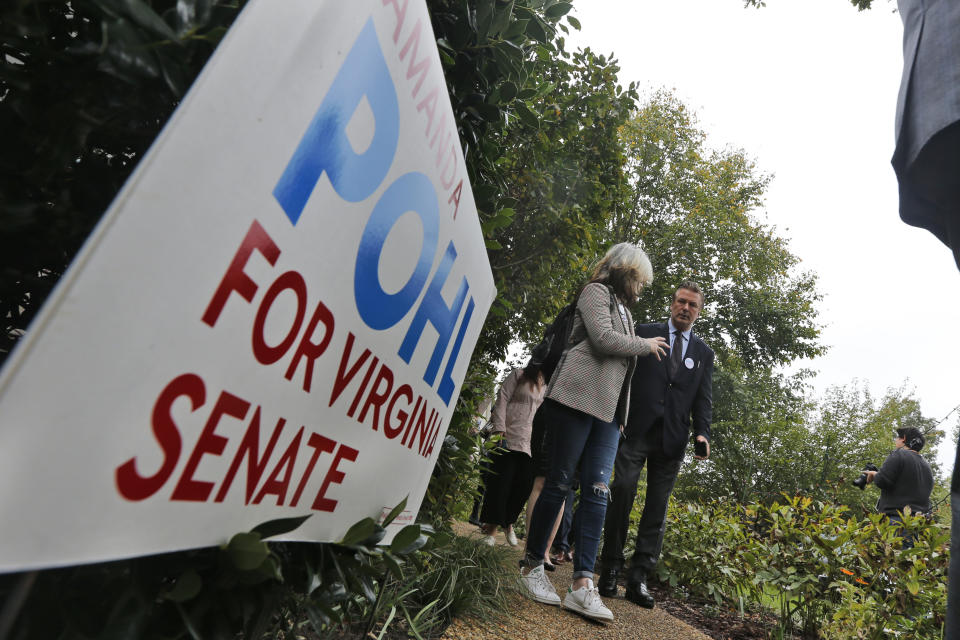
left=0, top=0, right=495, bottom=572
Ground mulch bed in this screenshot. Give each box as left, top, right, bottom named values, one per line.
left=646, top=582, right=781, bottom=640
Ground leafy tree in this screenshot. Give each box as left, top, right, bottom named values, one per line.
left=422, top=1, right=642, bottom=524
left=678, top=378, right=947, bottom=512
left=743, top=0, right=879, bottom=9
left=675, top=364, right=815, bottom=505
left=427, top=1, right=637, bottom=365
left=615, top=90, right=824, bottom=371
left=809, top=383, right=944, bottom=513
left=1, top=0, right=243, bottom=365
left=483, top=46, right=638, bottom=350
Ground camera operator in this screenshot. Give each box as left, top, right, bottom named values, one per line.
left=864, top=427, right=934, bottom=529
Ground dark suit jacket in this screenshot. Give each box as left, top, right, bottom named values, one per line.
left=892, top=0, right=960, bottom=248
left=893, top=0, right=960, bottom=174
left=625, top=321, right=714, bottom=460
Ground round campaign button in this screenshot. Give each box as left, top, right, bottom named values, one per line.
left=684, top=357, right=695, bottom=369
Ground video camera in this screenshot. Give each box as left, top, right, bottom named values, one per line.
left=852, top=463, right=879, bottom=490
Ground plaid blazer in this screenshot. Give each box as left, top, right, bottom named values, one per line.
left=546, top=283, right=652, bottom=425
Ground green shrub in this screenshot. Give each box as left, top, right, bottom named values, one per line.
left=654, top=500, right=759, bottom=609
left=654, top=495, right=948, bottom=638
left=822, top=509, right=949, bottom=639
left=1, top=502, right=516, bottom=640
left=365, top=534, right=512, bottom=639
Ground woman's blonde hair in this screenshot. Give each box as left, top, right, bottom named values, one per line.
left=590, top=242, right=653, bottom=302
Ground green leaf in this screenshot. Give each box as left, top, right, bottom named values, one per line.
left=515, top=101, right=540, bottom=129
left=361, top=525, right=388, bottom=547
left=426, top=531, right=453, bottom=550
left=390, top=524, right=422, bottom=554
left=227, top=532, right=270, bottom=570
left=473, top=103, right=502, bottom=122
left=251, top=514, right=312, bottom=540
left=174, top=0, right=213, bottom=35
left=164, top=569, right=202, bottom=602
left=503, top=18, right=528, bottom=39
left=383, top=552, right=404, bottom=580
left=476, top=0, right=495, bottom=40
left=320, top=581, right=349, bottom=604
left=256, top=555, right=284, bottom=583
left=381, top=496, right=409, bottom=527
left=566, top=15, right=581, bottom=30
left=101, top=18, right=162, bottom=81
left=376, top=605, right=398, bottom=640
left=357, top=573, right=377, bottom=602
left=340, top=517, right=377, bottom=546
left=499, top=81, right=518, bottom=101
left=536, top=81, right=556, bottom=98
left=544, top=3, right=572, bottom=19
left=304, top=602, right=332, bottom=632
left=95, top=0, right=179, bottom=42
left=489, top=0, right=514, bottom=37
left=396, top=534, right=428, bottom=555
left=525, top=16, right=547, bottom=43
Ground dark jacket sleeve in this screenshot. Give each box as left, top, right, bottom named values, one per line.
left=873, top=450, right=903, bottom=491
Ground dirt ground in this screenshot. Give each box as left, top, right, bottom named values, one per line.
left=440, top=522, right=743, bottom=640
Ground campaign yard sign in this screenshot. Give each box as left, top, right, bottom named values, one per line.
left=0, top=0, right=495, bottom=572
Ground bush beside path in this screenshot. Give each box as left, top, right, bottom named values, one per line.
left=441, top=522, right=711, bottom=640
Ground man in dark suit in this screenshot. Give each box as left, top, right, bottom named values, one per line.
left=598, top=281, right=713, bottom=609
left=891, top=3, right=960, bottom=635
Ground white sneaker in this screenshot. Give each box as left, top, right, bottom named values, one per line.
left=505, top=528, right=519, bottom=546
left=519, top=564, right=561, bottom=606
left=563, top=580, right=614, bottom=622
left=482, top=535, right=495, bottom=546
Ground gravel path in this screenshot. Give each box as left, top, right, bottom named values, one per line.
left=440, top=523, right=712, bottom=640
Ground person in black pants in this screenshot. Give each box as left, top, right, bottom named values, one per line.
left=598, top=281, right=714, bottom=609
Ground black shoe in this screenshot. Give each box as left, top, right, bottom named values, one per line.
left=597, top=567, right=619, bottom=597
left=625, top=579, right=655, bottom=609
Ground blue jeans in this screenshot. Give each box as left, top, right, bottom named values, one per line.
left=524, top=399, right=620, bottom=580
left=553, top=484, right=577, bottom=554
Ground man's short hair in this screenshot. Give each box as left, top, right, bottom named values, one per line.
left=672, top=280, right=704, bottom=307
left=897, top=427, right=926, bottom=452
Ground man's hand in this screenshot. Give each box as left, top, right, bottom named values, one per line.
left=694, top=435, right=710, bottom=460
left=865, top=470, right=877, bottom=484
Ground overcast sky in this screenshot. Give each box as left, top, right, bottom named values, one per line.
left=568, top=0, right=960, bottom=470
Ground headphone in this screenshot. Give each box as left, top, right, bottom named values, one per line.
left=908, top=435, right=925, bottom=452
left=901, top=428, right=925, bottom=452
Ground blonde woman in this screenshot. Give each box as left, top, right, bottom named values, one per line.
left=518, top=243, right=667, bottom=623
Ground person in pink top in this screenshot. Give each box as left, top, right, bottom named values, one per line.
left=479, top=365, right=546, bottom=546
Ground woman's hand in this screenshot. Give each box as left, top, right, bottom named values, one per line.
left=644, top=336, right=669, bottom=360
